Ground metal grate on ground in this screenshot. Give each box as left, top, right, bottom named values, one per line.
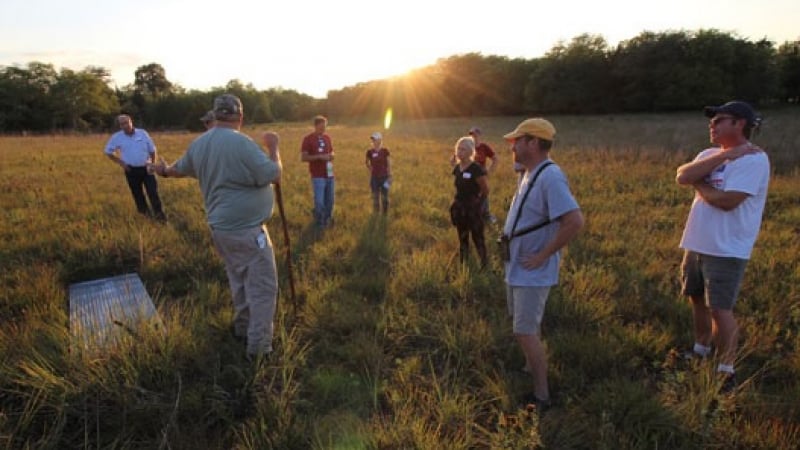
left=68, top=273, right=163, bottom=351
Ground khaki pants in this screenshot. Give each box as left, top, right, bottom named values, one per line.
left=211, top=225, right=278, bottom=356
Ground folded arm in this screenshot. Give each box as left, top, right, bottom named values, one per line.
left=692, top=182, right=749, bottom=211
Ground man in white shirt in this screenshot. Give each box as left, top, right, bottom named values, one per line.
left=103, top=114, right=166, bottom=221
left=676, top=100, right=769, bottom=392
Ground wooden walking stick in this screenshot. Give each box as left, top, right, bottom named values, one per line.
left=274, top=182, right=296, bottom=313
left=264, top=131, right=296, bottom=315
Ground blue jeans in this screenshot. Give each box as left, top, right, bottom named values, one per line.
left=370, top=176, right=389, bottom=213
left=311, top=177, right=334, bottom=226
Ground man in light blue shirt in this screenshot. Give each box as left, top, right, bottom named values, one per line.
left=103, top=114, right=166, bottom=221
left=501, top=118, right=584, bottom=410
left=152, top=94, right=282, bottom=361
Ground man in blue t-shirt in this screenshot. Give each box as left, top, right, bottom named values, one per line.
left=502, top=118, right=584, bottom=411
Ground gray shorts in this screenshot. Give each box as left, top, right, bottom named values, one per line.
left=680, top=251, right=747, bottom=310
left=506, top=285, right=550, bottom=335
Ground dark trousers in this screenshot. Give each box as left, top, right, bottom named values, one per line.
left=125, top=166, right=164, bottom=218
left=456, top=220, right=487, bottom=267
left=450, top=199, right=487, bottom=267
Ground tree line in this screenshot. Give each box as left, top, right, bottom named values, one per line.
left=327, top=30, right=800, bottom=119
left=1, top=29, right=798, bottom=133
left=0, top=63, right=320, bottom=133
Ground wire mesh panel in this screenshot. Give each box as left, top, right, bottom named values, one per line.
left=68, top=273, right=161, bottom=350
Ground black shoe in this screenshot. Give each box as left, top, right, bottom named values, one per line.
left=520, top=392, right=551, bottom=413
left=229, top=326, right=246, bottom=346
left=719, top=373, right=737, bottom=394
left=246, top=351, right=271, bottom=365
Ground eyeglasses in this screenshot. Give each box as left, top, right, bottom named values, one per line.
left=514, top=134, right=536, bottom=144
left=710, top=116, right=737, bottom=126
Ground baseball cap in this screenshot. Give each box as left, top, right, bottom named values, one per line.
left=703, top=101, right=756, bottom=126
left=213, top=94, right=243, bottom=118
left=199, top=110, right=215, bottom=122
left=503, top=118, right=556, bottom=141
left=468, top=126, right=481, bottom=136
left=370, top=132, right=383, bottom=140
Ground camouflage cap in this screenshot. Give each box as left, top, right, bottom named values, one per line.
left=199, top=110, right=215, bottom=122
left=213, top=94, right=243, bottom=119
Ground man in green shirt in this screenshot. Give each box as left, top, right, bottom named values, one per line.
left=151, top=94, right=282, bottom=360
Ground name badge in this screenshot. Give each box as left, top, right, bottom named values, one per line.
left=463, top=172, right=472, bottom=179
left=371, top=152, right=379, bottom=158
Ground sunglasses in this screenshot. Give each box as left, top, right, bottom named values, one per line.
left=710, top=116, right=737, bottom=126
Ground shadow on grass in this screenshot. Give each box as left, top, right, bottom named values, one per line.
left=343, top=214, right=392, bottom=302
left=275, top=219, right=325, bottom=314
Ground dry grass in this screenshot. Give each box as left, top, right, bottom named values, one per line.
left=1, top=110, right=799, bottom=449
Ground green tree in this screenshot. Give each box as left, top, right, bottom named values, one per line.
left=134, top=63, right=173, bottom=99
left=776, top=40, right=800, bottom=103
left=51, top=66, right=119, bottom=131
left=0, top=62, right=58, bottom=131
left=266, top=88, right=319, bottom=122
left=132, top=63, right=174, bottom=126
left=525, top=34, right=614, bottom=113
left=212, top=80, right=274, bottom=124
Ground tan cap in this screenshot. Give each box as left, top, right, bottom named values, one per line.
left=503, top=118, right=556, bottom=141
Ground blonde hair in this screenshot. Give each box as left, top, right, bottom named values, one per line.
left=455, top=136, right=476, bottom=158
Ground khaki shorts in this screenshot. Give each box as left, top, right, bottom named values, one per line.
left=681, top=251, right=747, bottom=310
left=506, top=285, right=550, bottom=335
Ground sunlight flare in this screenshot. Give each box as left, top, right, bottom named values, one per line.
left=384, top=107, right=393, bottom=130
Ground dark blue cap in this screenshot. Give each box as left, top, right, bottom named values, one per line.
left=704, top=101, right=757, bottom=127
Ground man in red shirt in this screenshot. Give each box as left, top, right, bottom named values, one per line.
left=365, top=131, right=392, bottom=214
left=469, top=127, right=498, bottom=224
left=301, top=115, right=335, bottom=227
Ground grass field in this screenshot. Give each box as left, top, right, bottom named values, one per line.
left=1, top=110, right=799, bottom=449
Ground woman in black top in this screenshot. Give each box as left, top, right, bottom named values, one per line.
left=450, top=136, right=489, bottom=267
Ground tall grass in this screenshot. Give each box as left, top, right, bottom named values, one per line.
left=1, top=110, right=799, bottom=448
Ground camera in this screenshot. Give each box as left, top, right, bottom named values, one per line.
left=497, top=234, right=510, bottom=262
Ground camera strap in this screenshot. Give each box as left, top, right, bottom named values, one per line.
left=509, top=161, right=554, bottom=240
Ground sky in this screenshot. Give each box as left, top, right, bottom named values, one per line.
left=1, top=0, right=798, bottom=98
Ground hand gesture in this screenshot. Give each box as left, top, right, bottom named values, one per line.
left=263, top=131, right=280, bottom=153
left=519, top=252, right=547, bottom=270
left=723, top=142, right=763, bottom=160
